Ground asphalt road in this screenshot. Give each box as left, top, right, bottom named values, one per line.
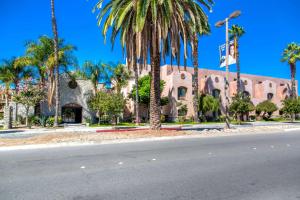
left=1, top=131, right=300, bottom=200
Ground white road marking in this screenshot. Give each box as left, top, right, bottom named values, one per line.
left=252, top=147, right=257, bottom=150
left=118, top=162, right=123, bottom=165
left=152, top=158, right=156, bottom=161
left=208, top=152, right=213, bottom=155
left=80, top=166, right=86, bottom=169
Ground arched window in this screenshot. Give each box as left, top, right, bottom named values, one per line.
left=267, top=93, right=274, bottom=100
left=244, top=80, right=248, bottom=85
left=178, top=87, right=187, bottom=100
left=269, top=83, right=273, bottom=88
left=243, top=91, right=250, bottom=98
left=215, top=77, right=219, bottom=83
left=212, top=89, right=221, bottom=99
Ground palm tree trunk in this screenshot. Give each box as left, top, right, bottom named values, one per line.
left=133, top=60, right=140, bottom=125
left=149, top=23, right=161, bottom=130
left=192, top=33, right=199, bottom=123
left=291, top=63, right=297, bottom=99
left=290, top=63, right=296, bottom=122
left=51, top=0, right=60, bottom=127
left=14, top=81, right=19, bottom=125
left=236, top=38, right=241, bottom=94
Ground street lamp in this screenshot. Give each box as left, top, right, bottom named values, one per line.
left=215, top=10, right=241, bottom=129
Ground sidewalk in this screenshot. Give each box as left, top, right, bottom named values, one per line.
left=1, top=121, right=300, bottom=139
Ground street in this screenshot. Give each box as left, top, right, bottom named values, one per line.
left=1, top=131, right=300, bottom=200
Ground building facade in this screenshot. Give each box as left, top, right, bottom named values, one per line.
left=123, top=65, right=296, bottom=121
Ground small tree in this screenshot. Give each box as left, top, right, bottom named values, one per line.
left=13, top=85, right=45, bottom=127
left=88, top=91, right=125, bottom=125
left=130, top=75, right=166, bottom=121
left=256, top=100, right=278, bottom=120
left=107, top=93, right=126, bottom=125
left=88, top=91, right=110, bottom=124
left=281, top=97, right=300, bottom=122
left=198, top=94, right=220, bottom=122
left=229, top=94, right=255, bottom=124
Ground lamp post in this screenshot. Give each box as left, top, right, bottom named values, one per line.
left=215, top=10, right=241, bottom=129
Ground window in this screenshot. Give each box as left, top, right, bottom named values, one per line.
left=244, top=80, right=248, bottom=85
left=243, top=91, right=250, bottom=98
left=212, top=89, right=221, bottom=99
left=68, top=80, right=78, bottom=89
left=178, top=87, right=187, bottom=100
left=215, top=77, right=219, bottom=83
left=181, top=73, right=186, bottom=80
left=267, top=93, right=274, bottom=100
left=269, top=83, right=273, bottom=88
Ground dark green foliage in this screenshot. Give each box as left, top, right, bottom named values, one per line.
left=130, top=75, right=166, bottom=106
left=229, top=94, right=255, bottom=122
left=256, top=100, right=278, bottom=119
left=88, top=91, right=126, bottom=125
left=281, top=97, right=300, bottom=119
left=198, top=94, right=220, bottom=121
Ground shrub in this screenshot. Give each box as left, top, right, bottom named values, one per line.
left=281, top=97, right=300, bottom=121
left=38, top=116, right=48, bottom=127
left=229, top=94, right=255, bottom=123
left=47, top=116, right=62, bottom=127
left=178, top=104, right=188, bottom=117
left=256, top=100, right=278, bottom=120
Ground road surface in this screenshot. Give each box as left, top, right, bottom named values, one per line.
left=1, top=131, right=300, bottom=200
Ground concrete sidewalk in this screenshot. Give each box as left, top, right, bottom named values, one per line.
left=1, top=121, right=300, bottom=139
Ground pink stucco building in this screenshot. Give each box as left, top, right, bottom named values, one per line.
left=122, top=65, right=296, bottom=121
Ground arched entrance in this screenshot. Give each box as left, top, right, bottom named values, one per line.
left=62, top=103, right=82, bottom=123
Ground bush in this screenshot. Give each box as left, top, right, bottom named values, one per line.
left=46, top=116, right=62, bottom=127
left=256, top=100, right=278, bottom=120
left=178, top=104, right=188, bottom=116
left=38, top=116, right=48, bottom=127
left=160, top=115, right=166, bottom=123
left=281, top=97, right=300, bottom=120
left=229, top=94, right=255, bottom=123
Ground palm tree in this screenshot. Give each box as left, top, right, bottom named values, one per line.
left=229, top=25, right=245, bottom=94
left=111, top=64, right=131, bottom=94
left=281, top=42, right=300, bottom=99
left=94, top=0, right=213, bottom=130
left=0, top=62, right=14, bottom=106
left=25, top=36, right=77, bottom=93
left=189, top=19, right=210, bottom=123
left=81, top=61, right=110, bottom=92
left=51, top=0, right=60, bottom=127
left=0, top=57, right=32, bottom=123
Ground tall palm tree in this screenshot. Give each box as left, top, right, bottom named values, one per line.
left=94, top=0, right=213, bottom=130
left=0, top=62, right=14, bottom=106
left=229, top=25, right=245, bottom=94
left=111, top=64, right=131, bottom=94
left=81, top=61, right=110, bottom=92
left=281, top=42, right=300, bottom=99
left=51, top=0, right=60, bottom=127
left=190, top=19, right=210, bottom=123
left=25, top=36, right=77, bottom=97
left=0, top=57, right=32, bottom=123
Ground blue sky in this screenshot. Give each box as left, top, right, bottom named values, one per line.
left=0, top=0, right=299, bottom=84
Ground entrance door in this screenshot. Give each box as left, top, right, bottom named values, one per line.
left=62, top=103, right=82, bottom=123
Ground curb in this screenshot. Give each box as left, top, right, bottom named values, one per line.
left=284, top=128, right=300, bottom=132
left=95, top=127, right=182, bottom=133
